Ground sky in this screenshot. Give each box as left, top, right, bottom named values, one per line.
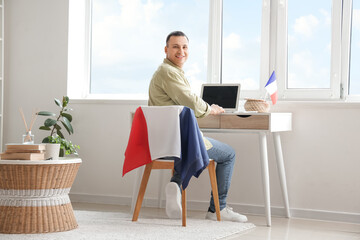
left=350, top=1, right=360, bottom=95
left=287, top=0, right=332, bottom=89
left=90, top=0, right=209, bottom=98
left=90, top=0, right=360, bottom=97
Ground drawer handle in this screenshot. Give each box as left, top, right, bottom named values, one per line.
left=237, top=115, right=251, bottom=118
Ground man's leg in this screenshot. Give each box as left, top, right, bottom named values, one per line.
left=205, top=137, right=248, bottom=222
left=207, top=137, right=235, bottom=211
left=165, top=157, right=182, bottom=219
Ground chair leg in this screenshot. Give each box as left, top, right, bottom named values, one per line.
left=181, top=188, right=186, bottom=227
left=132, top=163, right=153, bottom=221
left=208, top=160, right=221, bottom=221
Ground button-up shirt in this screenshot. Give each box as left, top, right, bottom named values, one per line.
left=148, top=58, right=212, bottom=149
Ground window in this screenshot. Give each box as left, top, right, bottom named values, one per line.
left=222, top=0, right=263, bottom=90
left=349, top=0, right=360, bottom=95
left=68, top=0, right=358, bottom=102
left=277, top=0, right=342, bottom=100
left=287, top=0, right=332, bottom=89
left=90, top=0, right=209, bottom=99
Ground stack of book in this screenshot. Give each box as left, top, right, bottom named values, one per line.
left=0, top=144, right=46, bottom=160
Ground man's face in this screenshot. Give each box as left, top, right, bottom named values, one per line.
left=165, top=36, right=189, bottom=68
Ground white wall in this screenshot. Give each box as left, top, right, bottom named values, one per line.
left=4, top=0, right=360, bottom=223
left=4, top=0, right=68, bottom=142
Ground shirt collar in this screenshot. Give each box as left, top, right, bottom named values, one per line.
left=163, top=58, right=184, bottom=73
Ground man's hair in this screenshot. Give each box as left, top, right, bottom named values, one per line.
left=166, top=31, right=189, bottom=46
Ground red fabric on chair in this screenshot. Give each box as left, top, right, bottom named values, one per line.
left=123, top=107, right=152, bottom=176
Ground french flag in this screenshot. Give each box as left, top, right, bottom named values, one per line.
left=265, top=71, right=278, bottom=105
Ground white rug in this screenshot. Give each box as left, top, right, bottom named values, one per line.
left=0, top=210, right=256, bottom=240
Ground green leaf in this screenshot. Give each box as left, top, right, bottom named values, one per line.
left=61, top=113, right=72, bottom=122
left=63, top=96, right=69, bottom=107
left=54, top=98, right=62, bottom=108
left=61, top=118, right=73, bottom=134
left=37, top=111, right=56, bottom=116
left=42, top=137, right=50, bottom=143
left=56, top=129, right=65, bottom=138
left=44, top=119, right=57, bottom=127
left=39, top=126, right=51, bottom=131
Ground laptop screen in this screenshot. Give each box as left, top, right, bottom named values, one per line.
left=200, top=84, right=241, bottom=112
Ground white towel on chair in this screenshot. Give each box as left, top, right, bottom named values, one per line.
left=141, top=106, right=184, bottom=160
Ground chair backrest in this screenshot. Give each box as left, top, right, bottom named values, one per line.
left=124, top=106, right=209, bottom=189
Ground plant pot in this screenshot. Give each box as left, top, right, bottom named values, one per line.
left=45, top=143, right=61, bottom=160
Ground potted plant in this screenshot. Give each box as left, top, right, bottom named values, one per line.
left=37, top=96, right=80, bottom=158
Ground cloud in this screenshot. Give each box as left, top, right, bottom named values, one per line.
left=117, top=0, right=163, bottom=27
left=289, top=50, right=329, bottom=88
left=327, top=42, right=331, bottom=53
left=90, top=0, right=211, bottom=97
left=185, top=63, right=201, bottom=77
left=185, top=63, right=206, bottom=95
left=353, top=9, right=360, bottom=31
left=91, top=0, right=164, bottom=66
left=319, top=8, right=331, bottom=26
left=223, top=33, right=242, bottom=50
left=293, top=15, right=319, bottom=38
left=241, top=77, right=258, bottom=89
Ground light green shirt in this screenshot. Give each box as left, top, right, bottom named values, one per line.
left=148, top=58, right=212, bottom=150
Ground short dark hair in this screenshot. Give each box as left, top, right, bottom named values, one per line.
left=166, top=31, right=189, bottom=46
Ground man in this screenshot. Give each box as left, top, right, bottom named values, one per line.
left=148, top=31, right=247, bottom=222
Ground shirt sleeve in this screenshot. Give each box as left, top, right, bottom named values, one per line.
left=161, top=70, right=211, bottom=118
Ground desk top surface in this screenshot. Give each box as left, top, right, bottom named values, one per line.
left=221, top=112, right=292, bottom=116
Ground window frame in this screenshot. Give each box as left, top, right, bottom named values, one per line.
left=342, top=0, right=360, bottom=101
left=67, top=0, right=91, bottom=99
left=276, top=0, right=342, bottom=100
left=216, top=0, right=271, bottom=99
left=68, top=0, right=358, bottom=102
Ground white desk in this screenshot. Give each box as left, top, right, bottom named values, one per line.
left=197, top=112, right=292, bottom=226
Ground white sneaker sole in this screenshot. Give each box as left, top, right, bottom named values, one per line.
left=205, top=209, right=248, bottom=223
left=165, top=182, right=182, bottom=219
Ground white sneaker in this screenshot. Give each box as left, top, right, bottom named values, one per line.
left=205, top=206, right=248, bottom=223
left=165, top=182, right=182, bottom=219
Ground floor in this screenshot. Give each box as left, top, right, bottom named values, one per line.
left=72, top=203, right=360, bottom=240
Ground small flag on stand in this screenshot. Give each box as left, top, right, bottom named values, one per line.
left=265, top=71, right=277, bottom=105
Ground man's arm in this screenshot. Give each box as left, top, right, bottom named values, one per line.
left=162, top=71, right=212, bottom=118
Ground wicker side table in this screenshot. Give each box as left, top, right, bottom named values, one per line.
left=0, top=158, right=81, bottom=234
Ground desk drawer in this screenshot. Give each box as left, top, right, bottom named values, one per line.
left=197, top=115, right=220, bottom=128
left=220, top=115, right=269, bottom=130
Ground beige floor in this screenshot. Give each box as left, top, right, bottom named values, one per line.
left=72, top=203, right=360, bottom=240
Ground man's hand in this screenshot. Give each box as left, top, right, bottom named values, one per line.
left=210, top=104, right=225, bottom=115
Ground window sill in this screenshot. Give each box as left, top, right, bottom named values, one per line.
left=70, top=98, right=360, bottom=109
left=271, top=100, right=360, bottom=109
left=71, top=98, right=148, bottom=105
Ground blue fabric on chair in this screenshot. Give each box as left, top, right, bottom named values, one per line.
left=175, top=107, right=209, bottom=189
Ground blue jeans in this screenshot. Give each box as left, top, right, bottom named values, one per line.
left=171, top=137, right=236, bottom=212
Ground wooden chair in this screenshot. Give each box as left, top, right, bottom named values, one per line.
left=132, top=159, right=221, bottom=227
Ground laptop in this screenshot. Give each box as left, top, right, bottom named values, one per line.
left=200, top=84, right=241, bottom=113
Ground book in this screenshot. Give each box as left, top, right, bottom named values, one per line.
left=6, top=144, right=46, bottom=151
left=5, top=149, right=45, bottom=153
left=0, top=152, right=45, bottom=160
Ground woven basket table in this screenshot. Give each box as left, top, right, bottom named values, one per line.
left=0, top=158, right=81, bottom=234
